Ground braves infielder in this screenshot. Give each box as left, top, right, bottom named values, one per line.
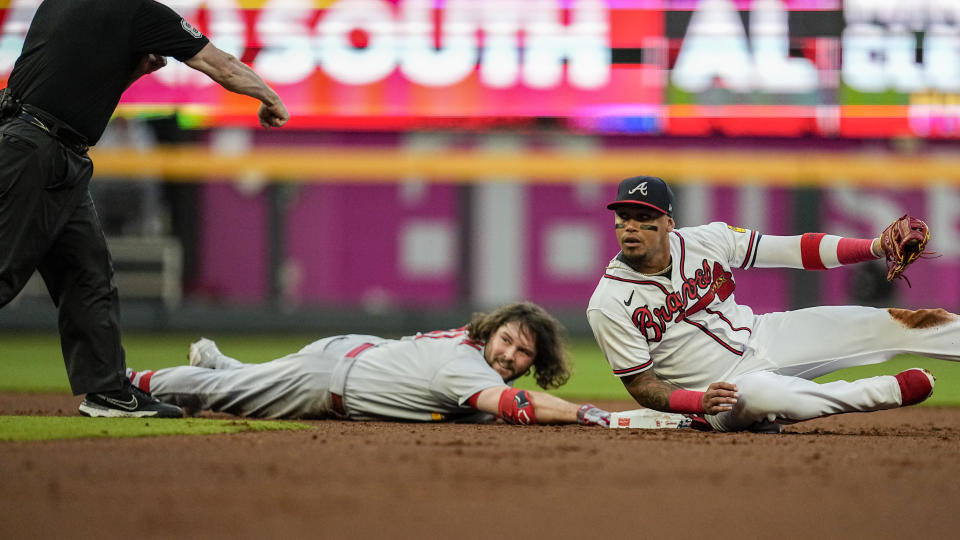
left=129, top=302, right=612, bottom=426
left=588, top=175, right=956, bottom=432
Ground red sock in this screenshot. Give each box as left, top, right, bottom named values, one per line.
left=895, top=369, right=934, bottom=406
left=129, top=370, right=155, bottom=393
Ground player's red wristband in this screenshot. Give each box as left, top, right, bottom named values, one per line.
left=668, top=389, right=705, bottom=414
left=802, top=233, right=879, bottom=269
left=466, top=391, right=482, bottom=409
left=837, top=238, right=879, bottom=264
left=800, top=233, right=827, bottom=270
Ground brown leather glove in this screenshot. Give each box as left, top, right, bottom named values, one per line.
left=879, top=214, right=931, bottom=285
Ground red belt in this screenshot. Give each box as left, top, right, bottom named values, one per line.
left=330, top=342, right=375, bottom=416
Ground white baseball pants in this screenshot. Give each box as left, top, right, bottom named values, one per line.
left=706, top=305, right=959, bottom=432
left=146, top=336, right=353, bottom=419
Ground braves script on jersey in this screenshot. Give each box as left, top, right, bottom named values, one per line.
left=588, top=222, right=769, bottom=390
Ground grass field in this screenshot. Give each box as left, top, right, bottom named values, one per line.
left=3, top=331, right=959, bottom=405
left=0, top=416, right=310, bottom=442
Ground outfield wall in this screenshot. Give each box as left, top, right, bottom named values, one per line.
left=3, top=129, right=959, bottom=336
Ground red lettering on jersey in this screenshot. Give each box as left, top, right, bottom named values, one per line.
left=696, top=260, right=712, bottom=289
left=666, top=293, right=685, bottom=315
left=632, top=306, right=663, bottom=342
left=681, top=278, right=699, bottom=302
left=630, top=259, right=739, bottom=342
left=654, top=304, right=672, bottom=328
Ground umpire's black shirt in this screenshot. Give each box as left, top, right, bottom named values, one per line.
left=8, top=0, right=209, bottom=145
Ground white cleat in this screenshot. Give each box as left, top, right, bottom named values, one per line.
left=188, top=338, right=222, bottom=369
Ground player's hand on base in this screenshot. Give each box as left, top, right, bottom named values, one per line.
left=702, top=382, right=738, bottom=415
left=577, top=404, right=611, bottom=427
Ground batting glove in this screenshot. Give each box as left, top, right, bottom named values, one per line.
left=577, top=404, right=611, bottom=427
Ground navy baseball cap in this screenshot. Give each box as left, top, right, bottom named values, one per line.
left=606, top=175, right=675, bottom=216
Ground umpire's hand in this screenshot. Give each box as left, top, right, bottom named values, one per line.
left=258, top=100, right=289, bottom=129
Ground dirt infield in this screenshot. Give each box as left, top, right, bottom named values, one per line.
left=1, top=394, right=958, bottom=539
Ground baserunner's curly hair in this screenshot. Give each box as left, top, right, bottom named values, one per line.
left=464, top=302, right=571, bottom=390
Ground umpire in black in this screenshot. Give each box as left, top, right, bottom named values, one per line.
left=0, top=0, right=289, bottom=417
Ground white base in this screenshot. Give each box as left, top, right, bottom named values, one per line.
left=608, top=409, right=692, bottom=429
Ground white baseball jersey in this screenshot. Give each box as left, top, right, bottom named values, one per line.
left=587, top=222, right=767, bottom=390
left=144, top=330, right=506, bottom=421
left=588, top=221, right=960, bottom=431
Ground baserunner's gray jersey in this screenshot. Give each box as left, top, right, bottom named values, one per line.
left=139, top=329, right=507, bottom=422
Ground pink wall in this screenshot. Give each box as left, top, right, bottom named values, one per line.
left=190, top=181, right=960, bottom=314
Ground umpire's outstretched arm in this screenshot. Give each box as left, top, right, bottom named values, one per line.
left=185, top=42, right=289, bottom=129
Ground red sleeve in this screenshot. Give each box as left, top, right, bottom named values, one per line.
left=466, top=391, right=482, bottom=409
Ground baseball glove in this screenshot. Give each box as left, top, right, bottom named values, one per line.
left=879, top=214, right=931, bottom=285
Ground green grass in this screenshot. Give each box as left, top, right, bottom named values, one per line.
left=0, top=332, right=320, bottom=393
left=3, top=331, right=959, bottom=405
left=0, top=332, right=321, bottom=441
left=0, top=416, right=311, bottom=442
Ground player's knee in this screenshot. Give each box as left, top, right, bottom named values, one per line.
left=733, top=372, right=783, bottom=421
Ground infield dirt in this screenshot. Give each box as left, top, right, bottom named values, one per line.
left=1, top=393, right=958, bottom=539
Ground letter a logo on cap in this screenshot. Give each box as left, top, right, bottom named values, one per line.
left=607, top=175, right=675, bottom=216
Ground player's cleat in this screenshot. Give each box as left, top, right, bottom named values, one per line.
left=78, top=386, right=183, bottom=418
left=688, top=415, right=714, bottom=432
left=894, top=368, right=936, bottom=407
left=188, top=337, right=222, bottom=368
left=747, top=419, right=782, bottom=434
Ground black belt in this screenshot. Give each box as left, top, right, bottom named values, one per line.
left=330, top=342, right=376, bottom=416
left=17, top=107, right=88, bottom=154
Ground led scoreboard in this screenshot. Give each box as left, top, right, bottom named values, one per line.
left=1, top=0, right=958, bottom=138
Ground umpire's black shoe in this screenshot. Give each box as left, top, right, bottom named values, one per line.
left=78, top=386, right=183, bottom=418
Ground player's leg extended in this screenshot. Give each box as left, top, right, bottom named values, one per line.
left=706, top=370, right=919, bottom=432
left=138, top=353, right=338, bottom=419
left=751, top=305, right=960, bottom=379
left=188, top=335, right=366, bottom=370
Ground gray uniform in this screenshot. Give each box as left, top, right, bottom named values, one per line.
left=145, top=331, right=505, bottom=421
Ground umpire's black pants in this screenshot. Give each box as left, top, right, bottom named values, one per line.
left=0, top=116, right=127, bottom=395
